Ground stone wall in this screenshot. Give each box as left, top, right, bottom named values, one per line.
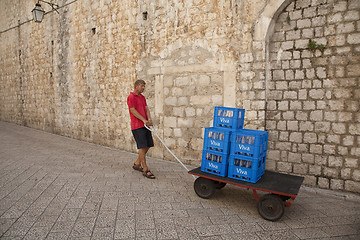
left=0, top=0, right=140, bottom=152
left=0, top=0, right=359, bottom=193
left=266, top=0, right=360, bottom=192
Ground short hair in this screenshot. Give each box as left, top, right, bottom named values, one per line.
left=134, top=79, right=145, bottom=88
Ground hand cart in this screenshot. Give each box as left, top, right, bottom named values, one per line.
left=188, top=167, right=304, bottom=221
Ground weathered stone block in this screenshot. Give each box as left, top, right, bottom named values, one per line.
left=338, top=146, right=349, bottom=156
left=190, top=95, right=211, bottom=105
left=298, top=89, right=308, bottom=99
left=295, top=39, right=309, bottom=49
left=329, top=12, right=343, bottom=24
left=277, top=162, right=292, bottom=172
left=310, top=110, right=323, bottom=121
left=173, top=107, right=185, bottom=117
left=349, top=0, right=360, bottom=9
left=341, top=168, right=352, bottom=179
left=178, top=97, right=188, bottom=106
left=289, top=132, right=302, bottom=143
left=327, top=134, right=340, bottom=144
left=324, top=144, right=336, bottom=155
left=177, top=118, right=193, bottom=127
left=303, top=175, right=317, bottom=186
left=296, top=0, right=311, bottom=9
left=185, top=107, right=195, bottom=117
left=285, top=70, right=294, bottom=80
left=265, top=159, right=276, bottom=171
left=288, top=152, right=302, bottom=163
left=345, top=180, right=360, bottom=193
left=175, top=76, right=191, bottom=86
left=165, top=96, right=178, bottom=106
left=302, top=28, right=314, bottom=38
left=292, top=70, right=303, bottom=80
left=303, top=101, right=316, bottom=110
left=283, top=91, right=297, bottom=99
left=279, top=131, right=289, bottom=141
left=344, top=11, right=360, bottom=21
left=304, top=132, right=317, bottom=143
left=347, top=64, right=360, bottom=76
left=315, top=122, right=330, bottom=132
left=309, top=164, right=321, bottom=175
left=287, top=121, right=299, bottom=131
left=267, top=149, right=280, bottom=159
left=318, top=177, right=329, bottom=189
left=164, top=117, right=177, bottom=128
left=314, top=155, right=327, bottom=166
left=310, top=144, right=323, bottom=154
left=344, top=158, right=359, bottom=168
left=174, top=128, right=182, bottom=137
left=352, top=169, right=360, bottom=181
left=294, top=163, right=308, bottom=174
left=336, top=46, right=352, bottom=54
left=298, top=19, right=312, bottom=29
left=333, top=1, right=347, bottom=12
left=330, top=179, right=344, bottom=190
left=290, top=9, right=302, bottom=19
left=273, top=70, right=285, bottom=80
left=349, top=124, right=360, bottom=135
left=337, top=22, right=356, bottom=34
left=302, top=153, right=314, bottom=164
left=332, top=123, right=346, bottom=134
left=190, top=137, right=203, bottom=151
left=278, top=101, right=289, bottom=110
left=329, top=100, right=344, bottom=111
left=275, top=141, right=292, bottom=150
left=287, top=30, right=302, bottom=41
left=312, top=16, right=326, bottom=27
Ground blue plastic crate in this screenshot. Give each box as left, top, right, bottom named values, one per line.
left=228, top=154, right=266, bottom=183
left=201, top=150, right=229, bottom=177
left=203, top=127, right=232, bottom=154
left=213, top=106, right=245, bottom=129
left=230, top=129, right=268, bottom=158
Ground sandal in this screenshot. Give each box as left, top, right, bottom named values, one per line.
left=133, top=163, right=143, bottom=172
left=143, top=170, right=156, bottom=179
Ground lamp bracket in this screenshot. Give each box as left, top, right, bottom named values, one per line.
left=38, top=0, right=60, bottom=14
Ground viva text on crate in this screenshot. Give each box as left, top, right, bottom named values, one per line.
left=210, top=140, right=221, bottom=147
left=236, top=168, right=248, bottom=176
left=208, top=162, right=219, bottom=170
left=238, top=144, right=250, bottom=151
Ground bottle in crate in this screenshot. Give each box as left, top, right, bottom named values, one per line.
left=201, top=150, right=229, bottom=177
left=203, top=127, right=232, bottom=153
left=230, top=129, right=268, bottom=158
left=213, top=106, right=245, bottom=129
left=228, top=153, right=266, bottom=183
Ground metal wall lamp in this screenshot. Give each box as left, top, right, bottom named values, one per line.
left=32, top=0, right=59, bottom=23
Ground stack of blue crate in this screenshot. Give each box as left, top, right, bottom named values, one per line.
left=227, top=129, right=268, bottom=183
left=201, top=107, right=245, bottom=177
left=200, top=106, right=269, bottom=183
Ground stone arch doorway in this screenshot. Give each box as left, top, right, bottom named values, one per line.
left=261, top=0, right=360, bottom=193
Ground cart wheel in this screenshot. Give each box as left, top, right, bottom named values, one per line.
left=279, top=195, right=291, bottom=201
left=214, top=181, right=227, bottom=189
left=257, top=194, right=285, bottom=221
left=194, top=177, right=216, bottom=199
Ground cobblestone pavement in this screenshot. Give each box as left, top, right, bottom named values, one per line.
left=0, top=121, right=359, bottom=240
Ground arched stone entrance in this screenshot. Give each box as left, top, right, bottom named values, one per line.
left=260, top=0, right=360, bottom=193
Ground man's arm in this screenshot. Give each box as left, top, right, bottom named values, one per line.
left=130, top=107, right=153, bottom=126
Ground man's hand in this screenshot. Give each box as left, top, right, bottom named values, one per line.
left=144, top=119, right=153, bottom=126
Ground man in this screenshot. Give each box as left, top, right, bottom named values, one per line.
left=127, top=79, right=155, bottom=179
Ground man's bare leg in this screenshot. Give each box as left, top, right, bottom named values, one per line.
left=135, top=147, right=150, bottom=170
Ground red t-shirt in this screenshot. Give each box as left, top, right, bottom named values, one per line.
left=127, top=92, right=148, bottom=130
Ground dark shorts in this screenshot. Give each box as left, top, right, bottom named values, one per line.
left=132, top=127, right=154, bottom=149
